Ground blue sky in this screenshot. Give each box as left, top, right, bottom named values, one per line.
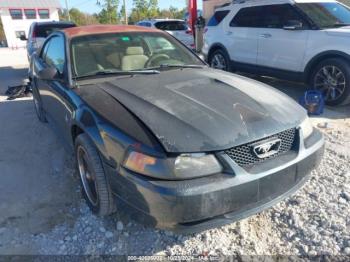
left=60, top=0, right=202, bottom=14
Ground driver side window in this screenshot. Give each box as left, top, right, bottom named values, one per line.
left=42, top=35, right=66, bottom=74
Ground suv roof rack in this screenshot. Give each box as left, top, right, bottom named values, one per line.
left=216, top=0, right=254, bottom=10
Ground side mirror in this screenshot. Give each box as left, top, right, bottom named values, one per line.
left=37, top=67, right=58, bottom=80
left=19, top=35, right=27, bottom=41
left=283, top=20, right=303, bottom=30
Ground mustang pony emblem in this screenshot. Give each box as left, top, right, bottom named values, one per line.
left=253, top=138, right=282, bottom=159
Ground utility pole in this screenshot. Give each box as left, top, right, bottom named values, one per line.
left=65, top=0, right=71, bottom=21
left=123, top=0, right=128, bottom=25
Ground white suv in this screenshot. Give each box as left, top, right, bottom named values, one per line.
left=203, top=0, right=350, bottom=105
left=137, top=19, right=194, bottom=49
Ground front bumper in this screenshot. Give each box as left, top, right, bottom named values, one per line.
left=106, top=129, right=324, bottom=233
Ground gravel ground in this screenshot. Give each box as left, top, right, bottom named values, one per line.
left=0, top=49, right=349, bottom=257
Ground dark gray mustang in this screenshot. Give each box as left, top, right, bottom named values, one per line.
left=30, top=25, right=324, bottom=233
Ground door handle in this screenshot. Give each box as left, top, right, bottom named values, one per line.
left=226, top=31, right=233, bottom=35
left=260, top=33, right=272, bottom=38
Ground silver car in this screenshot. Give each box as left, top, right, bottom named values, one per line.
left=136, top=19, right=194, bottom=49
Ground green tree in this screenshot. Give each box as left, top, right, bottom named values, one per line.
left=148, top=0, right=159, bottom=18
left=159, top=6, right=185, bottom=19
left=128, top=0, right=161, bottom=23
left=59, top=8, right=99, bottom=25
left=97, top=0, right=119, bottom=24
left=118, top=3, right=127, bottom=23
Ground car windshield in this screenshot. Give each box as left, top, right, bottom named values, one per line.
left=296, top=2, right=350, bottom=28
left=71, top=32, right=203, bottom=78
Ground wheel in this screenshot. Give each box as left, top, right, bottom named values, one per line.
left=32, top=80, right=47, bottom=123
left=310, top=58, right=350, bottom=106
left=209, top=48, right=232, bottom=72
left=75, top=134, right=116, bottom=216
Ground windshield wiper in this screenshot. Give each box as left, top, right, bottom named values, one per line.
left=160, top=64, right=205, bottom=69
left=332, top=23, right=350, bottom=27
left=74, top=69, right=160, bottom=79
left=147, top=64, right=205, bottom=70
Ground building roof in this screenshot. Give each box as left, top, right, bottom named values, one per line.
left=0, top=0, right=61, bottom=8
left=63, top=25, right=160, bottom=39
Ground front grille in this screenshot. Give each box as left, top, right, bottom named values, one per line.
left=225, top=128, right=297, bottom=167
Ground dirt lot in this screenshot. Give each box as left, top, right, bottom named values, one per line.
left=0, top=48, right=349, bottom=256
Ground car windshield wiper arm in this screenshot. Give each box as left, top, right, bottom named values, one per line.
left=161, top=64, right=205, bottom=68
left=74, top=69, right=160, bottom=79
left=332, top=23, right=350, bottom=27
left=148, top=64, right=205, bottom=70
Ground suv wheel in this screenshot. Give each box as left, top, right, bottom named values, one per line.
left=209, top=49, right=232, bottom=71
left=311, top=58, right=350, bottom=106
left=75, top=134, right=116, bottom=216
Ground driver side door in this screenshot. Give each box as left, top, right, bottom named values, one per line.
left=35, top=34, right=74, bottom=145
left=257, top=4, right=310, bottom=72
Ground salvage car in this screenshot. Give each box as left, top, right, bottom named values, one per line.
left=30, top=25, right=324, bottom=232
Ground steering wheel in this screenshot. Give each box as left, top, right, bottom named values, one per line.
left=145, top=54, right=170, bottom=68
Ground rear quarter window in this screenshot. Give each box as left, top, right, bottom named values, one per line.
left=35, top=24, right=76, bottom=38
left=207, top=10, right=230, bottom=26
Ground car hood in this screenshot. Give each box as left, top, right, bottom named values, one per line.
left=87, top=68, right=306, bottom=153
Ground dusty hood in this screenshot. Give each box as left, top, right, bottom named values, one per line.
left=88, top=68, right=306, bottom=153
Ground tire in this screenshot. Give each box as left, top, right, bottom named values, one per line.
left=209, top=48, right=232, bottom=72
left=32, top=80, right=47, bottom=123
left=75, top=134, right=116, bottom=216
left=310, top=58, right=350, bottom=106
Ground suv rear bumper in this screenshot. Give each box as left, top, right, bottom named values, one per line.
left=105, top=130, right=324, bottom=233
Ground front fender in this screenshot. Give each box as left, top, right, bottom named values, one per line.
left=72, top=107, right=108, bottom=159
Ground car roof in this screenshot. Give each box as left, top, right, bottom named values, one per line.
left=62, top=25, right=160, bottom=39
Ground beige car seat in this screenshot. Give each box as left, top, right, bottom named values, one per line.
left=106, top=52, right=122, bottom=68
left=121, top=47, right=148, bottom=71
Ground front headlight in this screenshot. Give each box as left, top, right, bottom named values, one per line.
left=173, top=153, right=223, bottom=179
left=300, top=117, right=313, bottom=139
left=123, top=151, right=222, bottom=180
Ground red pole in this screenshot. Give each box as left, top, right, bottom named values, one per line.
left=189, top=0, right=197, bottom=33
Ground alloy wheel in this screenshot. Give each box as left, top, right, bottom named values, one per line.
left=314, top=65, right=346, bottom=102
left=211, top=53, right=227, bottom=70
left=77, top=146, right=98, bottom=206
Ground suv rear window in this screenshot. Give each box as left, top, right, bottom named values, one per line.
left=154, top=21, right=188, bottom=31
left=34, top=24, right=76, bottom=38
left=207, top=10, right=230, bottom=26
